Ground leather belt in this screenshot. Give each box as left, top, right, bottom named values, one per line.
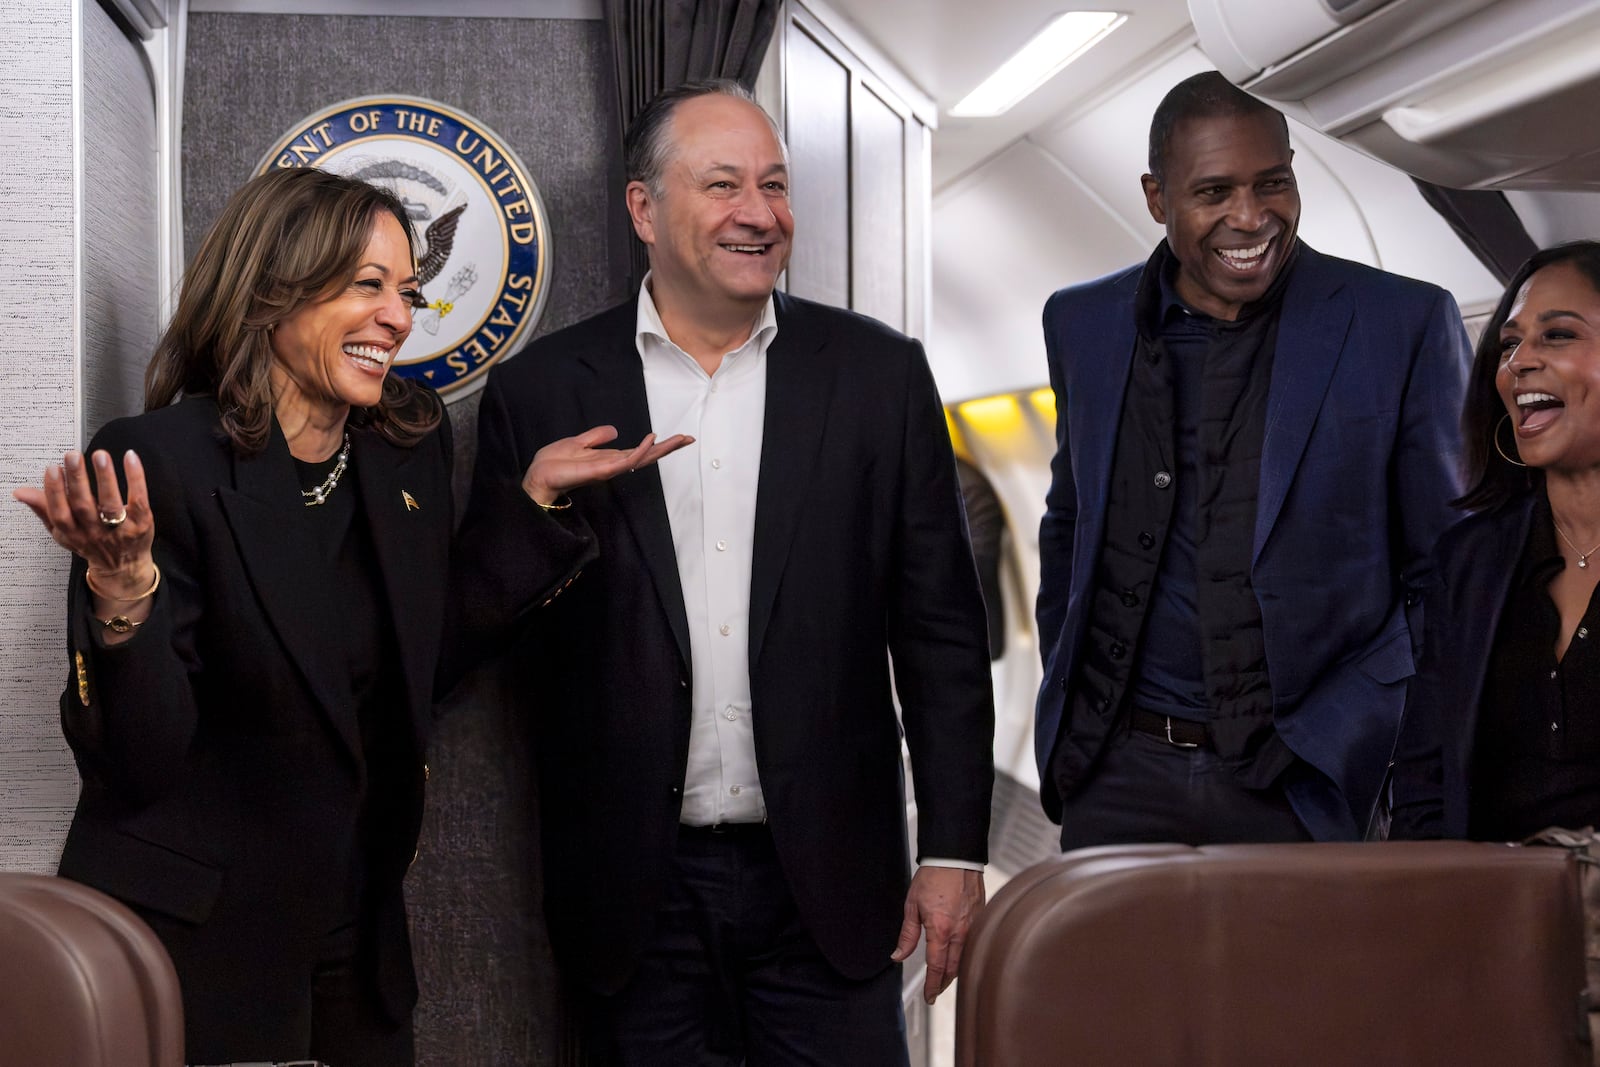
left=679, top=821, right=769, bottom=838
left=1129, top=708, right=1209, bottom=750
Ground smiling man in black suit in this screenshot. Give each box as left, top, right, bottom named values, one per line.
left=459, top=79, right=995, bottom=1065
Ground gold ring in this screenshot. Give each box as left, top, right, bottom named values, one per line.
left=98, top=508, right=128, bottom=526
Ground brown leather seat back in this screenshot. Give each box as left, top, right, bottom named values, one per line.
left=0, top=873, right=184, bottom=1067
left=957, top=841, right=1590, bottom=1066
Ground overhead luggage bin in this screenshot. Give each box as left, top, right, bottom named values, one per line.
left=1190, top=0, right=1600, bottom=189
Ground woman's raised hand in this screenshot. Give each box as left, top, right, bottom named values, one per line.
left=14, top=450, right=157, bottom=598
left=522, top=425, right=693, bottom=506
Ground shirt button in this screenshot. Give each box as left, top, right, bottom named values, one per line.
left=1581, top=627, right=1590, bottom=640
left=1121, top=589, right=1139, bottom=608
left=711, top=458, right=722, bottom=469
left=729, top=785, right=742, bottom=795
left=1109, top=642, right=1126, bottom=660
left=720, top=624, right=731, bottom=636
left=1138, top=531, right=1156, bottom=549
left=1550, top=669, right=1559, bottom=680
left=1153, top=471, right=1173, bottom=489
left=716, top=539, right=728, bottom=551
left=724, top=707, right=737, bottom=721
left=1552, top=721, right=1560, bottom=732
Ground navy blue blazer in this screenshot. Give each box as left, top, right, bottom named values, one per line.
left=1390, top=493, right=1537, bottom=840
left=1034, top=244, right=1472, bottom=840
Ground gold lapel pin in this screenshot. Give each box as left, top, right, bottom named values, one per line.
left=402, top=490, right=420, bottom=512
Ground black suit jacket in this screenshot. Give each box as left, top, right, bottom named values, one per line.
left=1390, top=492, right=1537, bottom=840
left=464, top=291, right=995, bottom=993
left=56, top=395, right=455, bottom=1046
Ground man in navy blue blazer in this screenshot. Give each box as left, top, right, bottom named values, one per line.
left=1034, top=71, right=1472, bottom=845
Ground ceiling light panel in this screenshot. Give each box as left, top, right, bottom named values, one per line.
left=950, top=11, right=1129, bottom=118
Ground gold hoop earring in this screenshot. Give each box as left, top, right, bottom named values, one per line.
left=1494, top=412, right=1527, bottom=468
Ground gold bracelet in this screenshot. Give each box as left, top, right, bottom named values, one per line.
left=533, top=494, right=572, bottom=511
left=85, top=563, right=161, bottom=603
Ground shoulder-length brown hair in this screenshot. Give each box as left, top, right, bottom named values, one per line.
left=1457, top=240, right=1600, bottom=512
left=145, top=166, right=442, bottom=453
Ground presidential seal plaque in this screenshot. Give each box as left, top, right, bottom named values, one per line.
left=258, top=96, right=551, bottom=400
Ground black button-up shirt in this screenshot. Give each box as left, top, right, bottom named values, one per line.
left=1471, top=493, right=1600, bottom=840
left=1132, top=273, right=1213, bottom=720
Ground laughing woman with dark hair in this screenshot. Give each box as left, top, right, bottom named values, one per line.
left=13, top=166, right=684, bottom=1065
left=1391, top=241, right=1600, bottom=841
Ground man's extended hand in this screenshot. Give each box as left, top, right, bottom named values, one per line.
left=890, top=866, right=985, bottom=1004
left=521, top=424, right=693, bottom=505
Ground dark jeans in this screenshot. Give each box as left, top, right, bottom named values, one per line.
left=1059, top=725, right=1312, bottom=850
left=588, top=824, right=911, bottom=1067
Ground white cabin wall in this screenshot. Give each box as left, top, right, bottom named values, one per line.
left=1506, top=190, right=1600, bottom=250
left=929, top=141, right=1147, bottom=403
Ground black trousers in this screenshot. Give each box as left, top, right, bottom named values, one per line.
left=142, top=907, right=413, bottom=1067
left=1058, top=724, right=1312, bottom=850
left=588, top=824, right=911, bottom=1067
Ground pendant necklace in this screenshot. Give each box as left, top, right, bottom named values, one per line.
left=1553, top=517, right=1600, bottom=570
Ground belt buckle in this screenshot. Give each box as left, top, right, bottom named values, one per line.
left=1164, top=716, right=1200, bottom=750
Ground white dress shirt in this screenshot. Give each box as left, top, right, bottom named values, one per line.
left=634, top=280, right=982, bottom=870
left=636, top=279, right=775, bottom=826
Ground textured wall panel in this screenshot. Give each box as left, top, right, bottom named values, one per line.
left=82, top=0, right=161, bottom=437
left=0, top=0, right=80, bottom=876
left=183, top=14, right=620, bottom=1063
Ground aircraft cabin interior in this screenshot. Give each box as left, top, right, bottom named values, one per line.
left=4, top=0, right=1600, bottom=1063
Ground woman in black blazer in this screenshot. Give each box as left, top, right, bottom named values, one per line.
left=1392, top=241, right=1600, bottom=841
left=14, top=167, right=683, bottom=1065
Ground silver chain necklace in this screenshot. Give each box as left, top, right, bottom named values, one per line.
left=301, top=433, right=351, bottom=507
left=1553, top=517, right=1600, bottom=570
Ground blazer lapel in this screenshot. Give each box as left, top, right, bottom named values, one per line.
left=216, top=423, right=361, bottom=761
left=351, top=431, right=443, bottom=749
left=1254, top=249, right=1352, bottom=564
left=579, top=311, right=693, bottom=671
left=749, top=295, right=833, bottom=667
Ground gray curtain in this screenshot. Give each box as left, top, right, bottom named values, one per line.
left=604, top=0, right=782, bottom=291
